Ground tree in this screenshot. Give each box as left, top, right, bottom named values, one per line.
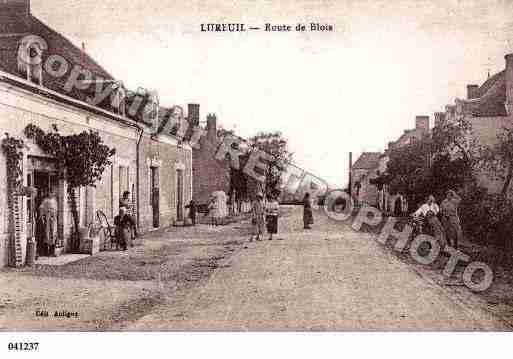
left=386, top=137, right=432, bottom=209
left=247, top=131, right=292, bottom=198
left=479, top=126, right=513, bottom=196
left=24, top=124, right=115, bottom=249
left=431, top=116, right=480, bottom=175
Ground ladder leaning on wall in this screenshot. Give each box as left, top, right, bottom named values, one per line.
left=12, top=195, right=24, bottom=267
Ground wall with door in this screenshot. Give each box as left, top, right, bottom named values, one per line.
left=0, top=81, right=139, bottom=267
left=138, top=134, right=192, bottom=231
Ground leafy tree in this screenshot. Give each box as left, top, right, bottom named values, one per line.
left=247, top=131, right=292, bottom=198
left=386, top=138, right=432, bottom=208
left=479, top=126, right=513, bottom=196
left=24, top=124, right=115, bottom=249
left=431, top=116, right=480, bottom=173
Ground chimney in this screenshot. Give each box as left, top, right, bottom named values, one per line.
left=415, top=115, right=429, bottom=133
left=505, top=53, right=513, bottom=116
left=1, top=0, right=31, bottom=17
left=466, top=84, right=479, bottom=100
left=434, top=112, right=445, bottom=127
left=206, top=113, right=217, bottom=141
left=187, top=103, right=200, bottom=126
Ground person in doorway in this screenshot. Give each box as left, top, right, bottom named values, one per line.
left=250, top=192, right=266, bottom=242
left=119, top=190, right=138, bottom=238
left=413, top=195, right=446, bottom=248
left=440, top=189, right=463, bottom=249
left=38, top=190, right=58, bottom=256
left=185, top=200, right=197, bottom=226
left=114, top=207, right=135, bottom=251
left=303, top=192, right=314, bottom=230
left=265, top=194, right=280, bottom=240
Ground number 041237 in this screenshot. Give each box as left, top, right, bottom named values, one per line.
left=7, top=342, right=39, bottom=351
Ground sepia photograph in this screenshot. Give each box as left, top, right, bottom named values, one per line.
left=1, top=0, right=513, bottom=356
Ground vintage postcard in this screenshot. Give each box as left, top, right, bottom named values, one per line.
left=1, top=0, right=513, bottom=349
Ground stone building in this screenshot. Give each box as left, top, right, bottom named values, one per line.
left=350, top=152, right=381, bottom=206
left=0, top=0, right=192, bottom=267
left=434, top=53, right=513, bottom=194
left=192, top=111, right=230, bottom=206
left=351, top=116, right=429, bottom=211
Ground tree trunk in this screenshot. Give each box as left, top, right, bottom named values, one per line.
left=67, top=186, right=80, bottom=251
left=501, top=164, right=513, bottom=197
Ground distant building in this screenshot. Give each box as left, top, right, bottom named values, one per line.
left=436, top=53, right=513, bottom=193
left=191, top=111, right=230, bottom=206
left=351, top=152, right=381, bottom=206
left=351, top=115, right=430, bottom=212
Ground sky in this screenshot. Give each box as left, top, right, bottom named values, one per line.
left=32, top=0, right=513, bottom=188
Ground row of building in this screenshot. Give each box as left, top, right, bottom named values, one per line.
left=351, top=51, right=513, bottom=214
left=0, top=1, right=230, bottom=267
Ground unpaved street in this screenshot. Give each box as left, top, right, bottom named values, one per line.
left=0, top=206, right=508, bottom=331
left=126, top=207, right=506, bottom=331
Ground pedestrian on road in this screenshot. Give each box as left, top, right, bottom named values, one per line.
left=185, top=200, right=197, bottom=226
left=413, top=195, right=446, bottom=248
left=250, top=192, right=265, bottom=241
left=265, top=194, right=280, bottom=240
left=303, top=192, right=314, bottom=230
left=440, top=189, right=463, bottom=249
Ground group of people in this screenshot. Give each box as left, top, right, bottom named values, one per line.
left=412, top=189, right=463, bottom=249
left=249, top=192, right=280, bottom=241
left=249, top=192, right=314, bottom=242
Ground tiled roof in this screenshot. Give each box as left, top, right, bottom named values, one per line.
left=352, top=152, right=381, bottom=170
left=0, top=14, right=143, bottom=120
left=461, top=70, right=508, bottom=117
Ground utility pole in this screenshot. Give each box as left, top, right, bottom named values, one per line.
left=348, top=152, right=352, bottom=196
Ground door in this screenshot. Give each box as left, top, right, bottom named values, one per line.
left=176, top=169, right=184, bottom=221
left=151, top=167, right=160, bottom=228
left=33, top=170, right=58, bottom=256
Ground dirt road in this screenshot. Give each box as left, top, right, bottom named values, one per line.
left=126, top=207, right=506, bottom=331
left=0, top=206, right=507, bottom=331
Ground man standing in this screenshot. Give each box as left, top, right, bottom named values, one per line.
left=303, top=193, right=314, bottom=230
left=185, top=200, right=197, bottom=226
left=440, top=189, right=463, bottom=249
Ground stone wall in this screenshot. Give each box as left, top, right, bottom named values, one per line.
left=138, top=135, right=192, bottom=231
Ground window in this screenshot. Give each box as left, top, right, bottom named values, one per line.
left=119, top=166, right=129, bottom=199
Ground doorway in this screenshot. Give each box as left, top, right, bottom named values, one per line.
left=150, top=166, right=160, bottom=228
left=31, top=169, right=59, bottom=256
left=176, top=169, right=184, bottom=221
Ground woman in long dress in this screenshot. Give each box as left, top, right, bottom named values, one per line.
left=114, top=207, right=133, bottom=251
left=303, top=192, right=314, bottom=229
left=38, top=193, right=58, bottom=256
left=250, top=192, right=266, bottom=241
left=265, top=194, right=280, bottom=240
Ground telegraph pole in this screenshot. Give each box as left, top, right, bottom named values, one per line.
left=348, top=152, right=352, bottom=196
